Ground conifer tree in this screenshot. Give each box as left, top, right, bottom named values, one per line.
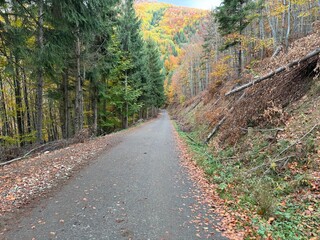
left=215, top=0, right=258, bottom=77
left=119, top=0, right=147, bottom=127
left=145, top=39, right=165, bottom=110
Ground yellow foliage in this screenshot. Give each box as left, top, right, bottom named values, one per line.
left=211, top=56, right=231, bottom=81
left=0, top=15, right=5, bottom=24
left=12, top=18, right=23, bottom=28
left=26, top=36, right=36, bottom=48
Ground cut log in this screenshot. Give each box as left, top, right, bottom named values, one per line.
left=225, top=47, right=320, bottom=96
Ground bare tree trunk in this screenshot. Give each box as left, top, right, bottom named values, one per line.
left=280, top=0, right=286, bottom=43
left=36, top=0, right=44, bottom=143
left=285, top=0, right=291, bottom=51
left=266, top=4, right=279, bottom=48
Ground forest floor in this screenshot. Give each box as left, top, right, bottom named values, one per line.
left=0, top=126, right=129, bottom=236
left=1, top=111, right=228, bottom=240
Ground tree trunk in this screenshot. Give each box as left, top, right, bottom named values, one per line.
left=266, top=4, right=279, bottom=48
left=238, top=43, right=242, bottom=78
left=13, top=56, right=24, bottom=146
left=259, top=10, right=265, bottom=59
left=22, top=69, right=31, bottom=136
left=285, top=0, right=291, bottom=51
left=60, top=69, right=69, bottom=139
left=205, top=61, right=209, bottom=89
left=280, top=0, right=287, bottom=43
left=92, top=88, right=98, bottom=136
left=0, top=74, right=9, bottom=136
left=124, top=73, right=128, bottom=129
left=36, top=0, right=44, bottom=143
left=190, top=60, right=194, bottom=97
left=75, top=25, right=83, bottom=134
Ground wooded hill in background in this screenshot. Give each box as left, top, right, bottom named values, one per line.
left=0, top=0, right=165, bottom=162
left=134, top=1, right=208, bottom=99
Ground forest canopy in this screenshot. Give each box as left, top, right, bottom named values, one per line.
left=0, top=0, right=165, bottom=152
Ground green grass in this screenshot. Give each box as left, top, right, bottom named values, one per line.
left=173, top=120, right=320, bottom=239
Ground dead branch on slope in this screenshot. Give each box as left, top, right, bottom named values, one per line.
left=225, top=48, right=320, bottom=96
left=204, top=92, right=246, bottom=144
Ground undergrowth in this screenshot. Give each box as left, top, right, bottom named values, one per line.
left=174, top=120, right=320, bottom=239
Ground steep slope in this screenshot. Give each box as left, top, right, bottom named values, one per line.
left=170, top=30, right=320, bottom=239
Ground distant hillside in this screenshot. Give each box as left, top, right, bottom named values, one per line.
left=135, top=2, right=208, bottom=72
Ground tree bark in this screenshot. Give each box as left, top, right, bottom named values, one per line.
left=22, top=69, right=31, bottom=136
left=124, top=73, right=128, bottom=129
left=59, top=69, right=70, bottom=139
left=13, top=56, right=24, bottom=146
left=36, top=0, right=44, bottom=143
left=238, top=43, right=242, bottom=78
left=0, top=74, right=9, bottom=136
left=93, top=94, right=98, bottom=136
left=285, top=0, right=291, bottom=51
left=75, top=25, right=83, bottom=134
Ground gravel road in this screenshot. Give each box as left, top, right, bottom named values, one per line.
left=4, top=110, right=227, bottom=240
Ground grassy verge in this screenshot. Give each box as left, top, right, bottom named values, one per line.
left=173, top=121, right=320, bottom=239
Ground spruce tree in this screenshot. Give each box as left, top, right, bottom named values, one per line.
left=145, top=39, right=165, bottom=109
left=215, top=0, right=258, bottom=77
left=119, top=0, right=147, bottom=127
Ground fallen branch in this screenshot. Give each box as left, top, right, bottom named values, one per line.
left=0, top=140, right=68, bottom=167
left=189, top=98, right=202, bottom=112
left=240, top=127, right=284, bottom=132
left=186, top=134, right=199, bottom=145
left=205, top=92, right=246, bottom=144
left=276, top=124, right=319, bottom=157
left=225, top=47, right=320, bottom=96
left=204, top=117, right=226, bottom=144
left=247, top=155, right=296, bottom=175
left=0, top=144, right=45, bottom=167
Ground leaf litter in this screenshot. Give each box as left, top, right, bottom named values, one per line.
left=0, top=130, right=126, bottom=234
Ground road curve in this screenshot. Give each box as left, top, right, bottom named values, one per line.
left=5, top=110, right=227, bottom=240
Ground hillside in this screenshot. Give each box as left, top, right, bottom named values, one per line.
left=135, top=2, right=208, bottom=72
left=170, top=23, right=320, bottom=239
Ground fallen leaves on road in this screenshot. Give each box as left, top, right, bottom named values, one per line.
left=173, top=125, right=247, bottom=240
left=0, top=131, right=125, bottom=224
